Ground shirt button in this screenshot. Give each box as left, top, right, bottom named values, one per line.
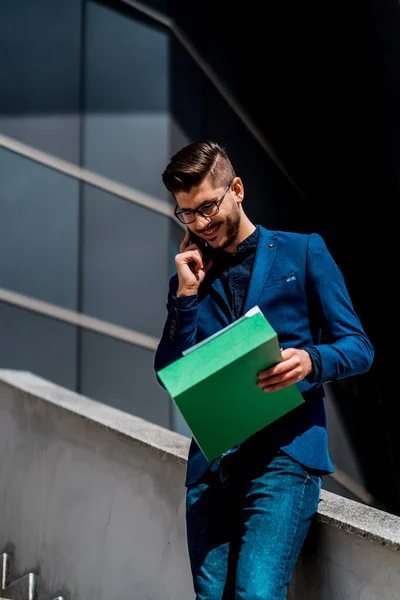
left=267, top=243, right=275, bottom=248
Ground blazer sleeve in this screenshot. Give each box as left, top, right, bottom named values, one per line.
left=302, top=233, right=374, bottom=385
left=154, top=274, right=199, bottom=378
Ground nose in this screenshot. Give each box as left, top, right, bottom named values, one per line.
left=194, top=213, right=212, bottom=229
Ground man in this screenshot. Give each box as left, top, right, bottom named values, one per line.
left=154, top=140, right=374, bottom=599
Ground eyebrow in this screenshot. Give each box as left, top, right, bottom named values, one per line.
left=179, top=197, right=219, bottom=212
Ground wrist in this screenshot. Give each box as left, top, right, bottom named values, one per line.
left=302, top=349, right=316, bottom=382
left=177, top=287, right=199, bottom=297
left=305, top=351, right=314, bottom=378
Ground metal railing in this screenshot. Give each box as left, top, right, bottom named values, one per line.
left=0, top=133, right=176, bottom=221
left=0, top=287, right=158, bottom=351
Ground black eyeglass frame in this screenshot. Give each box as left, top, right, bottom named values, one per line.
left=174, top=180, right=234, bottom=224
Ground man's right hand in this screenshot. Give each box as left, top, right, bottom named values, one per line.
left=175, top=229, right=213, bottom=297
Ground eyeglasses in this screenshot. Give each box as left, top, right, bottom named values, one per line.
left=174, top=181, right=233, bottom=224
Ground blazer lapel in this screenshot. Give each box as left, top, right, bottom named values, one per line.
left=209, top=275, right=234, bottom=322
left=243, top=227, right=278, bottom=314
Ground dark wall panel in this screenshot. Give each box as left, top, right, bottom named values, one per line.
left=80, top=330, right=170, bottom=428
left=82, top=185, right=170, bottom=339
left=0, top=304, right=77, bottom=390
left=0, top=149, right=79, bottom=310
left=84, top=0, right=170, bottom=200
left=0, top=0, right=82, bottom=163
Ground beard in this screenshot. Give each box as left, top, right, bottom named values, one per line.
left=218, top=210, right=241, bottom=250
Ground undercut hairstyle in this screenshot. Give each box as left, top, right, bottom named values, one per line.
left=162, top=140, right=236, bottom=196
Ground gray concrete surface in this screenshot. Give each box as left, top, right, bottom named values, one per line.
left=0, top=370, right=191, bottom=600
left=0, top=369, right=399, bottom=600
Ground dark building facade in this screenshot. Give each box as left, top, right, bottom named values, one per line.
left=1, top=0, right=399, bottom=513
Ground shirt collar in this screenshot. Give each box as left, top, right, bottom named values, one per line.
left=211, top=225, right=259, bottom=264
left=235, top=225, right=259, bottom=254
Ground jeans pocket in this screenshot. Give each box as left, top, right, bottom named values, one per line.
left=278, top=450, right=322, bottom=485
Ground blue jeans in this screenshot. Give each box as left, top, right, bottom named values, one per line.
left=186, top=448, right=322, bottom=600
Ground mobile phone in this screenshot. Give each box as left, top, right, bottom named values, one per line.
left=187, top=229, right=212, bottom=263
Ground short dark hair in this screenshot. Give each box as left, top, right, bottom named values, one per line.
left=162, top=140, right=235, bottom=195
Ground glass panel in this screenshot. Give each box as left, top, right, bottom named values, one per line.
left=0, top=0, right=81, bottom=163
left=84, top=0, right=170, bottom=201
left=0, top=303, right=77, bottom=390
left=0, top=148, right=79, bottom=310
left=82, top=184, right=170, bottom=339
left=80, top=330, right=170, bottom=428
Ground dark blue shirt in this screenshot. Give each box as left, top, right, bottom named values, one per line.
left=214, top=225, right=259, bottom=319
left=176, top=226, right=259, bottom=317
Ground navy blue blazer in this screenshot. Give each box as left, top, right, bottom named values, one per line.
left=154, top=226, right=374, bottom=486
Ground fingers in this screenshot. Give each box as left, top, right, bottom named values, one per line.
left=257, top=348, right=306, bottom=392
left=259, top=373, right=300, bottom=392
left=258, top=356, right=297, bottom=382
left=176, top=249, right=203, bottom=269
left=258, top=364, right=299, bottom=385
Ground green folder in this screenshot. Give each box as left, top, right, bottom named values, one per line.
left=157, top=306, right=304, bottom=461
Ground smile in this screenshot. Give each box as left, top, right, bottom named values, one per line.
left=202, top=224, right=221, bottom=238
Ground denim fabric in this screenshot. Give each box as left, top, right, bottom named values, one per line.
left=186, top=449, right=322, bottom=600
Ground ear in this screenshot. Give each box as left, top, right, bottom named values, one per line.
left=232, top=177, right=244, bottom=204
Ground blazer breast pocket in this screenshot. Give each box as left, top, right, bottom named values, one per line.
left=259, top=271, right=309, bottom=341
left=264, top=271, right=298, bottom=288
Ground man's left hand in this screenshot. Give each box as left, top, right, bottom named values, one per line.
left=257, top=348, right=313, bottom=392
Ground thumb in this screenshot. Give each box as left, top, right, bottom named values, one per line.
left=280, top=347, right=295, bottom=360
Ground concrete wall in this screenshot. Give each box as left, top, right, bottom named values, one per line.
left=0, top=370, right=399, bottom=600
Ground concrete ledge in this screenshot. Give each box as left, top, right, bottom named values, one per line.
left=0, top=369, right=190, bottom=465
left=317, top=488, right=400, bottom=551
left=1, top=369, right=399, bottom=552
left=1, top=369, right=400, bottom=600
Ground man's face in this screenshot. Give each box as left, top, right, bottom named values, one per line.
left=175, top=175, right=243, bottom=251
